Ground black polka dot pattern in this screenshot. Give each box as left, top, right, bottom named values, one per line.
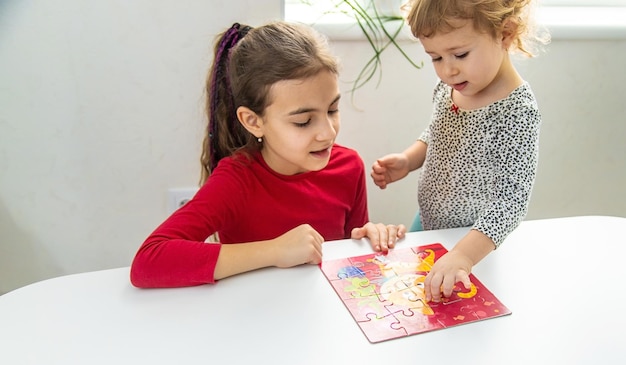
left=417, top=80, right=541, bottom=247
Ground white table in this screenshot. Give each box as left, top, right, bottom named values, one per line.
left=1, top=216, right=625, bottom=364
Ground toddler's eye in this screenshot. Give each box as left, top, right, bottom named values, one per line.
left=455, top=52, right=468, bottom=59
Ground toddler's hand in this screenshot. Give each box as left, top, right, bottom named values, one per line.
left=424, top=250, right=473, bottom=303
left=351, top=222, right=406, bottom=253
left=370, top=154, right=410, bottom=189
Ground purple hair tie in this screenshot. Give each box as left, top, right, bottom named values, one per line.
left=207, top=23, right=251, bottom=170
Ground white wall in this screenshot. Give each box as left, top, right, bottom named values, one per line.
left=0, top=0, right=284, bottom=293
left=1, top=0, right=625, bottom=294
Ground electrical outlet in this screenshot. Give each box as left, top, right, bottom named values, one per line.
left=167, top=187, right=198, bottom=214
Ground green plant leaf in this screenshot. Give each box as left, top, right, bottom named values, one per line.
left=297, top=0, right=424, bottom=106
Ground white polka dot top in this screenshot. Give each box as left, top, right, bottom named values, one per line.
left=417, top=80, right=541, bottom=247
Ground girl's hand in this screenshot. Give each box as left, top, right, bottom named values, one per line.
left=424, top=250, right=473, bottom=303
left=370, top=154, right=410, bottom=189
left=350, top=222, right=407, bottom=253
left=271, top=224, right=324, bottom=267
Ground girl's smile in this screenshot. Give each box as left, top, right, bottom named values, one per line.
left=310, top=146, right=332, bottom=159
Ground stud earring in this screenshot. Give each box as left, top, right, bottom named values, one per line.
left=257, top=137, right=263, bottom=143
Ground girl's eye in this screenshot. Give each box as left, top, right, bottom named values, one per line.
left=295, top=119, right=311, bottom=128
left=431, top=56, right=442, bottom=62
left=328, top=109, right=339, bottom=115
left=455, top=52, right=468, bottom=59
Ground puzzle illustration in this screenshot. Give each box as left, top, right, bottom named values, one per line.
left=320, top=243, right=511, bottom=343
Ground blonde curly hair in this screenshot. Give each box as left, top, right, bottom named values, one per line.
left=405, top=0, right=550, bottom=57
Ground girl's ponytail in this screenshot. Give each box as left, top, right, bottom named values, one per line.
left=200, top=23, right=252, bottom=185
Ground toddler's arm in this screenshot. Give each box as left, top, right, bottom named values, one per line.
left=370, top=140, right=427, bottom=189
left=424, top=230, right=495, bottom=302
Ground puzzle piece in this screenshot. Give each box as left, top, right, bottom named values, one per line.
left=341, top=294, right=390, bottom=322
left=321, top=259, right=368, bottom=281
left=358, top=312, right=407, bottom=343
left=389, top=308, right=433, bottom=334
left=327, top=274, right=373, bottom=300
left=320, top=243, right=512, bottom=343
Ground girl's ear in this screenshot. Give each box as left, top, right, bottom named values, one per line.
left=236, top=106, right=263, bottom=138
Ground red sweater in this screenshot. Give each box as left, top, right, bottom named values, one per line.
left=130, top=144, right=368, bottom=288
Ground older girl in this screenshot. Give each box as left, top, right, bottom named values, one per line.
left=131, top=21, right=405, bottom=288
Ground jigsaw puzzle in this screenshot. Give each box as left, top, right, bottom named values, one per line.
left=320, top=243, right=511, bottom=343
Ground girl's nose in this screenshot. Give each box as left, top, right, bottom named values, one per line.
left=318, top=116, right=338, bottom=141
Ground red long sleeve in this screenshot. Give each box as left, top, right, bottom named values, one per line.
left=130, top=144, right=368, bottom=288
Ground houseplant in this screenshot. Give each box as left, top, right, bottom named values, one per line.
left=295, top=0, right=423, bottom=102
